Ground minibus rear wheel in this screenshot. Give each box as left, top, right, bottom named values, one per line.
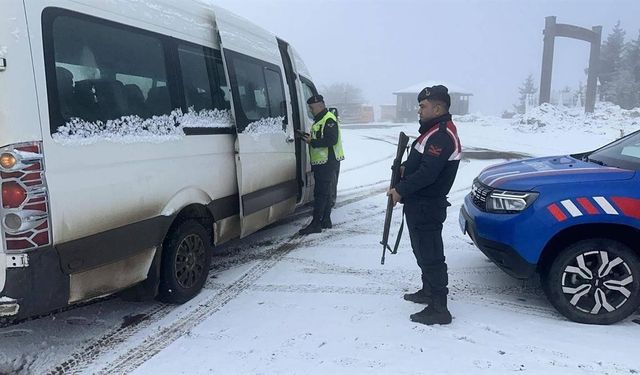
left=158, top=220, right=212, bottom=304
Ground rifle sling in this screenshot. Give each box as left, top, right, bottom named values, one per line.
left=391, top=206, right=405, bottom=254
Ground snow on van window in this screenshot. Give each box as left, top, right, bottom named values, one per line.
left=243, top=117, right=285, bottom=136
left=52, top=108, right=233, bottom=145
left=181, top=108, right=233, bottom=128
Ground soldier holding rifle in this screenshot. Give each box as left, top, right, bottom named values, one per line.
left=387, top=85, right=462, bottom=325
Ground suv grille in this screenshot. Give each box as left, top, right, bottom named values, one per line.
left=471, top=180, right=493, bottom=211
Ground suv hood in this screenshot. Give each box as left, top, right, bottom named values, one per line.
left=477, top=156, right=635, bottom=190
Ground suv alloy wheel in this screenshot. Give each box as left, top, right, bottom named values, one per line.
left=543, top=238, right=640, bottom=324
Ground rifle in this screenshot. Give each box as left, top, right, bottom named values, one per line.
left=380, top=132, right=410, bottom=265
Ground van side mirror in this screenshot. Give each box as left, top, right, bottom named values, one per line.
left=328, top=107, right=339, bottom=118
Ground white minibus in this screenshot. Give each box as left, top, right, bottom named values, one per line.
left=0, top=0, right=320, bottom=320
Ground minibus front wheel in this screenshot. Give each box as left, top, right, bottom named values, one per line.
left=158, top=220, right=212, bottom=304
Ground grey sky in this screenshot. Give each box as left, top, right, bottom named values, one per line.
left=213, top=0, right=640, bottom=115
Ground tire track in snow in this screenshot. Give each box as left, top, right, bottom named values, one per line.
left=47, top=173, right=472, bottom=373
left=95, top=237, right=304, bottom=375
left=341, top=153, right=395, bottom=173
left=96, top=193, right=397, bottom=373
left=45, top=182, right=389, bottom=374
left=206, top=258, right=553, bottom=320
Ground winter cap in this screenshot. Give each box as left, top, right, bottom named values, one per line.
left=306, top=94, right=324, bottom=105
left=418, top=85, right=451, bottom=108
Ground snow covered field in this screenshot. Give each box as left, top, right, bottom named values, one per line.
left=0, top=105, right=639, bottom=374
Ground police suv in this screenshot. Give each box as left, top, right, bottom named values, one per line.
left=460, top=130, right=640, bottom=324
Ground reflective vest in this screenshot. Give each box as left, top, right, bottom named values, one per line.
left=309, top=111, right=345, bottom=165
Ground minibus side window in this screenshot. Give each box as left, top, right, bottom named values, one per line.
left=178, top=44, right=215, bottom=112
left=300, top=77, right=318, bottom=121
left=226, top=52, right=287, bottom=132
left=214, top=60, right=232, bottom=111
left=46, top=13, right=171, bottom=132
left=264, top=68, right=286, bottom=130
left=177, top=44, right=232, bottom=114
left=233, top=58, right=269, bottom=130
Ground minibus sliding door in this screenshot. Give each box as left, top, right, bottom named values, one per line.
left=276, top=38, right=306, bottom=202
left=215, top=10, right=297, bottom=238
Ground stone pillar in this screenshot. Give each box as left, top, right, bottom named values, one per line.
left=539, top=17, right=602, bottom=113
left=539, top=16, right=556, bottom=106
left=585, top=26, right=602, bottom=113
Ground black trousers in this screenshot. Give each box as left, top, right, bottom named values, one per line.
left=312, top=164, right=337, bottom=222
left=404, top=201, right=449, bottom=300
left=330, top=163, right=340, bottom=207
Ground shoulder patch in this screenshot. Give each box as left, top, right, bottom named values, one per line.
left=326, top=120, right=336, bottom=127
left=427, top=144, right=443, bottom=157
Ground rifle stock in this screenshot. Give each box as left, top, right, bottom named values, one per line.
left=380, top=132, right=410, bottom=264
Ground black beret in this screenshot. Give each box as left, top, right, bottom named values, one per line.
left=417, top=85, right=450, bottom=108
left=306, top=94, right=324, bottom=105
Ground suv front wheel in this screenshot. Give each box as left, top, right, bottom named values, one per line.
left=543, top=238, right=640, bottom=325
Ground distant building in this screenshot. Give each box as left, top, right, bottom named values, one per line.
left=393, top=81, right=473, bottom=122
left=379, top=104, right=396, bottom=122
left=360, top=105, right=374, bottom=123
left=326, top=103, right=374, bottom=124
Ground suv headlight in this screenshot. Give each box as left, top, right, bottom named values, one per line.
left=486, top=190, right=538, bottom=213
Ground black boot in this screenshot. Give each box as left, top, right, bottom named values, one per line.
left=403, top=289, right=432, bottom=304
left=409, top=295, right=451, bottom=325
left=299, top=220, right=322, bottom=235
left=320, top=217, right=332, bottom=229
left=410, top=306, right=452, bottom=325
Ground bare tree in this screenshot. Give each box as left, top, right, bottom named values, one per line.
left=320, top=83, right=364, bottom=106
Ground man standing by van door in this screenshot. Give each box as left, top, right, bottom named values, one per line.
left=299, top=94, right=345, bottom=235
left=387, top=85, right=461, bottom=325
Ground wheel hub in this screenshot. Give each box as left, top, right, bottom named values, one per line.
left=175, top=234, right=205, bottom=289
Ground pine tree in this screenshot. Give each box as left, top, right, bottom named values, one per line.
left=617, top=30, right=640, bottom=109
left=599, top=21, right=626, bottom=102
left=513, top=74, right=537, bottom=114
left=574, top=81, right=585, bottom=107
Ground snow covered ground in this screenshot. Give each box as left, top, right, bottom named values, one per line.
left=1, top=105, right=639, bottom=374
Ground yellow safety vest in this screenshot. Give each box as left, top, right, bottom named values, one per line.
left=309, top=111, right=345, bottom=165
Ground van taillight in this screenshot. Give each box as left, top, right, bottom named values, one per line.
left=2, top=182, right=27, bottom=208
left=0, top=142, right=51, bottom=252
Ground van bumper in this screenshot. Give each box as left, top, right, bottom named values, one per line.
left=0, top=246, right=69, bottom=320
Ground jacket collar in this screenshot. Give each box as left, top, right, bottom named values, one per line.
left=418, top=113, right=451, bottom=134
left=313, top=109, right=329, bottom=123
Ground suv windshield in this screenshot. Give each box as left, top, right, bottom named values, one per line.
left=586, top=130, right=640, bottom=170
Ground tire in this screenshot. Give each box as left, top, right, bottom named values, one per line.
left=543, top=238, right=640, bottom=325
left=158, top=220, right=212, bottom=304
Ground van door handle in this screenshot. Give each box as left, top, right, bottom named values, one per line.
left=286, top=136, right=295, bottom=143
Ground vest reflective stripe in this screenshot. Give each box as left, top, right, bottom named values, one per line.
left=309, top=111, right=345, bottom=165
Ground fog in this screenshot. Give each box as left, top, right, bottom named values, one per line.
left=213, top=0, right=640, bottom=115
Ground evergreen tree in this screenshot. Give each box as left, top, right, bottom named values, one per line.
left=513, top=74, right=537, bottom=114
left=574, top=81, right=585, bottom=107
left=599, top=21, right=626, bottom=102
left=617, top=30, right=640, bottom=109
